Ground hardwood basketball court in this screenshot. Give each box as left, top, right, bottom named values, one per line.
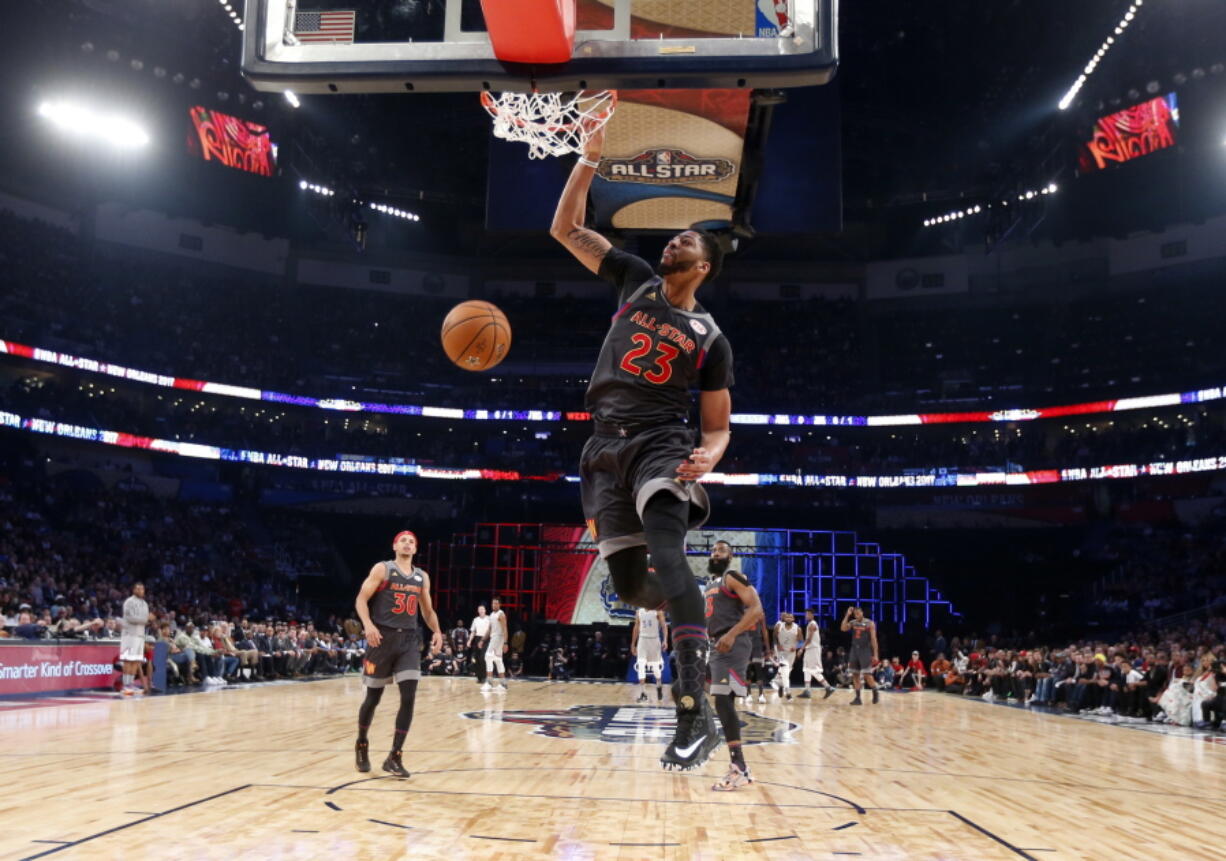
left=4, top=677, right=1225, bottom=860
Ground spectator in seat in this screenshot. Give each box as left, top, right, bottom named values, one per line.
left=901, top=651, right=926, bottom=690
left=211, top=624, right=240, bottom=681
left=187, top=624, right=222, bottom=685
left=876, top=657, right=897, bottom=689
left=929, top=653, right=951, bottom=692
left=1193, top=660, right=1219, bottom=728
left=1202, top=660, right=1226, bottom=730
left=233, top=625, right=261, bottom=680
left=159, top=623, right=195, bottom=685
left=507, top=650, right=524, bottom=679
left=1157, top=664, right=1196, bottom=726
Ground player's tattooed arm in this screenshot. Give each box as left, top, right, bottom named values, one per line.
left=550, top=128, right=611, bottom=275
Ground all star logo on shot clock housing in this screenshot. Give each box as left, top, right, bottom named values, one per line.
left=597, top=149, right=735, bottom=184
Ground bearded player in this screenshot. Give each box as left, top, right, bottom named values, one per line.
left=552, top=126, right=732, bottom=771
left=354, top=530, right=445, bottom=778
left=704, top=549, right=765, bottom=790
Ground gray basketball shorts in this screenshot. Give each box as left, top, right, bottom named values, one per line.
left=709, top=632, right=752, bottom=696
left=848, top=650, right=875, bottom=675
left=580, top=425, right=711, bottom=558
left=363, top=626, right=421, bottom=686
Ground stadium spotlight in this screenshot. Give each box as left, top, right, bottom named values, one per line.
left=37, top=99, right=149, bottom=149
left=284, top=90, right=300, bottom=108
left=298, top=179, right=308, bottom=190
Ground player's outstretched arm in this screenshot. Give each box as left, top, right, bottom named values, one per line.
left=355, top=563, right=388, bottom=647
left=549, top=127, right=612, bottom=275
left=839, top=606, right=853, bottom=632
left=419, top=572, right=445, bottom=653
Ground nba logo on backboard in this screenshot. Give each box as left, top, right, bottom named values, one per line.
left=755, top=0, right=790, bottom=37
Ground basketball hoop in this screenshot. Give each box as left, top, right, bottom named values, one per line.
left=480, top=90, right=617, bottom=160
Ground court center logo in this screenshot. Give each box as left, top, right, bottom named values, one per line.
left=462, top=704, right=797, bottom=745
left=598, top=149, right=736, bottom=185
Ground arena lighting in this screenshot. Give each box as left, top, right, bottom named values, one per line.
left=283, top=90, right=300, bottom=108
left=36, top=99, right=150, bottom=149
left=923, top=204, right=982, bottom=228
left=1059, top=1, right=1142, bottom=111
left=4, top=407, right=1226, bottom=489
left=368, top=201, right=421, bottom=222
left=300, top=181, right=334, bottom=196
left=2, top=338, right=1222, bottom=428
left=217, top=0, right=244, bottom=31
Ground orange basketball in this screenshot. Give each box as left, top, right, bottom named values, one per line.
left=440, top=300, right=512, bottom=371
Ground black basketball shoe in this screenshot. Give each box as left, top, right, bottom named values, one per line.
left=382, top=751, right=410, bottom=779
left=660, top=688, right=721, bottom=771
left=354, top=740, right=370, bottom=773
left=872, top=687, right=880, bottom=705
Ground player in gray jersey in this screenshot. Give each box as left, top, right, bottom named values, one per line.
left=354, top=530, right=445, bottom=778
left=553, top=126, right=733, bottom=772
left=704, top=548, right=765, bottom=791
left=120, top=582, right=149, bottom=696
left=840, top=605, right=881, bottom=705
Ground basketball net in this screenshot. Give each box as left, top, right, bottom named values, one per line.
left=480, top=90, right=617, bottom=160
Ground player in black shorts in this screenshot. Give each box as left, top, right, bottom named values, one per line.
left=354, top=530, right=445, bottom=778
left=553, top=126, right=733, bottom=771
left=705, top=546, right=765, bottom=790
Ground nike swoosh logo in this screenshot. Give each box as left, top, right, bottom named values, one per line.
left=675, top=734, right=708, bottom=758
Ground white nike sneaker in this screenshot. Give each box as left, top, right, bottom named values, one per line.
left=481, top=682, right=492, bottom=692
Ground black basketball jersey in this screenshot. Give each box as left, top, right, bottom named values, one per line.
left=370, top=561, right=425, bottom=630
left=587, top=249, right=734, bottom=426
left=849, top=617, right=873, bottom=655
left=705, top=571, right=750, bottom=637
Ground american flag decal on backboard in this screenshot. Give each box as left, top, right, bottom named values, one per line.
left=293, top=10, right=356, bottom=43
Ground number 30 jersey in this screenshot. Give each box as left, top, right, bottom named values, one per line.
left=586, top=249, right=734, bottom=427
left=371, top=561, right=425, bottom=630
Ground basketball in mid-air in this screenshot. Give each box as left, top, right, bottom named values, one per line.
left=440, top=300, right=512, bottom=371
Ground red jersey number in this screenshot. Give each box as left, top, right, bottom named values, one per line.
left=392, top=592, right=418, bottom=616
left=619, top=333, right=678, bottom=385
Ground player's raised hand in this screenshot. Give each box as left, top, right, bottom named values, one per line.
left=583, top=125, right=605, bottom=162
left=676, top=447, right=714, bottom=481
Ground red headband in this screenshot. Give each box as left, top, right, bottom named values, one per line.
left=392, top=530, right=417, bottom=548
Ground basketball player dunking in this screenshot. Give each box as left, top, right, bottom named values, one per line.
left=800, top=607, right=836, bottom=699
left=704, top=548, right=765, bottom=791
left=631, top=605, right=668, bottom=702
left=553, top=126, right=733, bottom=771
left=841, top=605, right=880, bottom=705
left=772, top=613, right=801, bottom=700
left=354, top=530, right=444, bottom=778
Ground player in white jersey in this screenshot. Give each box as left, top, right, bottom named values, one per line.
left=120, top=582, right=149, bottom=696
left=484, top=597, right=509, bottom=692
left=631, top=606, right=668, bottom=702
left=799, top=607, right=836, bottom=699
left=772, top=613, right=801, bottom=700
